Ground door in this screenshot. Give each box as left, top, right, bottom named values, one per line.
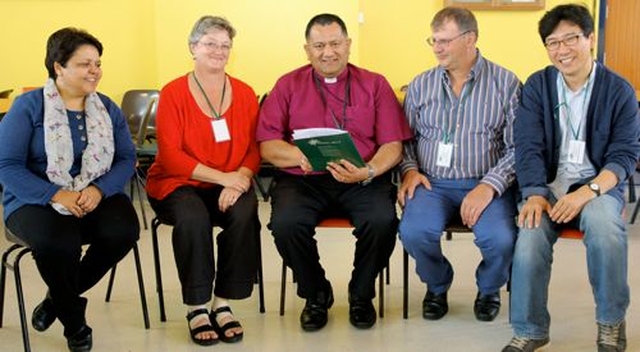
left=600, top=0, right=640, bottom=95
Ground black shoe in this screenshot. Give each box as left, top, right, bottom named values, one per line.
left=32, top=294, right=56, bottom=332
left=422, top=290, right=448, bottom=320
left=300, top=286, right=334, bottom=331
left=66, top=325, right=92, bottom=352
left=349, top=299, right=376, bottom=329
left=474, top=291, right=501, bottom=322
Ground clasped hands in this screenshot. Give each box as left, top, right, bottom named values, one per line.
left=52, top=185, right=103, bottom=218
left=218, top=171, right=251, bottom=212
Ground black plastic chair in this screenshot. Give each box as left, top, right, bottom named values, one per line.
left=121, top=89, right=160, bottom=230
left=0, top=228, right=149, bottom=352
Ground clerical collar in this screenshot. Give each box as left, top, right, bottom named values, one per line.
left=316, top=67, right=349, bottom=85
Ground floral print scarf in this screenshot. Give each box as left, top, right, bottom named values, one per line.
left=43, top=78, right=114, bottom=214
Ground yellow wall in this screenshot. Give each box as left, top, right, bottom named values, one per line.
left=0, top=0, right=597, bottom=104
left=360, top=0, right=598, bottom=87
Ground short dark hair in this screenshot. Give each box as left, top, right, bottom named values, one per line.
left=305, top=13, right=348, bottom=40
left=45, top=27, right=103, bottom=79
left=431, top=7, right=479, bottom=38
left=538, top=3, right=594, bottom=43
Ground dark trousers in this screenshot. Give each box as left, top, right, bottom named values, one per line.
left=148, top=185, right=260, bottom=305
left=269, top=172, right=398, bottom=301
left=6, top=193, right=139, bottom=336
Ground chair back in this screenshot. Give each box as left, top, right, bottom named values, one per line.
left=0, top=89, right=12, bottom=98
left=121, top=89, right=159, bottom=147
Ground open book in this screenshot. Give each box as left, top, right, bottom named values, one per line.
left=292, top=128, right=365, bottom=171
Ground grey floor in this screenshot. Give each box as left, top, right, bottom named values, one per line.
left=1, top=197, right=639, bottom=352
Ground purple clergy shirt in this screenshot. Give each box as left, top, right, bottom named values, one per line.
left=257, top=63, right=412, bottom=174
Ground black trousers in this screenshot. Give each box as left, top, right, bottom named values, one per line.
left=6, top=193, right=139, bottom=336
left=148, top=185, right=260, bottom=305
left=269, top=172, right=398, bottom=301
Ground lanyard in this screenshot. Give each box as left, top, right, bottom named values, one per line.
left=313, top=71, right=351, bottom=130
left=441, top=77, right=472, bottom=144
left=559, top=74, right=592, bottom=140
left=192, top=71, right=227, bottom=119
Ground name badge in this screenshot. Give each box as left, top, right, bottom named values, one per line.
left=568, top=140, right=585, bottom=164
left=436, top=142, right=453, bottom=168
left=211, top=118, right=231, bottom=142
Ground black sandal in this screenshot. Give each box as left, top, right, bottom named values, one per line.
left=186, top=308, right=219, bottom=346
left=210, top=306, right=244, bottom=343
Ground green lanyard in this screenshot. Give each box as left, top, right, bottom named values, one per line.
left=441, top=79, right=471, bottom=144
left=192, top=71, right=227, bottom=119
left=559, top=75, right=592, bottom=140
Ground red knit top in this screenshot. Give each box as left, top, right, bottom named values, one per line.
left=146, top=74, right=260, bottom=200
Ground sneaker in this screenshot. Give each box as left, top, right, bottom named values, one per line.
left=502, top=336, right=550, bottom=351
left=597, top=320, right=626, bottom=351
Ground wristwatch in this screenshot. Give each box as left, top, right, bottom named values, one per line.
left=588, top=182, right=601, bottom=196
left=361, top=164, right=375, bottom=186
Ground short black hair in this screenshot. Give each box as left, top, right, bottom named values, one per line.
left=305, top=13, right=348, bottom=40
left=538, top=3, right=594, bottom=43
left=45, top=27, right=103, bottom=79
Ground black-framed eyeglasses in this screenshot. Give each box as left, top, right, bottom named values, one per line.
left=544, top=33, right=583, bottom=51
left=426, top=30, right=471, bottom=47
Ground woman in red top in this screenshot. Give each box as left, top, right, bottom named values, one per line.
left=146, top=15, right=260, bottom=346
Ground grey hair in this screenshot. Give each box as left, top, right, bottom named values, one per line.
left=188, top=16, right=236, bottom=45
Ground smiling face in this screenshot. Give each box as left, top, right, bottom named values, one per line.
left=54, top=44, right=102, bottom=97
left=544, top=20, right=594, bottom=84
left=304, top=22, right=351, bottom=78
left=190, top=27, right=232, bottom=73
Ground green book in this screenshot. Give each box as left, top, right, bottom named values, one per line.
left=293, top=128, right=366, bottom=171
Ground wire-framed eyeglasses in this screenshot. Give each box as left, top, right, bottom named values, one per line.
left=426, top=30, right=471, bottom=47
left=198, top=41, right=232, bottom=52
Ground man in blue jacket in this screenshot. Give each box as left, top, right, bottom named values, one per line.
left=503, top=4, right=639, bottom=352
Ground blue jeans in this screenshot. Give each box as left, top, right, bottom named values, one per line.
left=510, top=194, right=629, bottom=338
left=399, top=178, right=517, bottom=295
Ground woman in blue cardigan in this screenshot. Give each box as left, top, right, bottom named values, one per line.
left=0, top=28, right=139, bottom=352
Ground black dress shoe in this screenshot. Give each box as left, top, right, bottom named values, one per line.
left=474, top=291, right=501, bottom=322
left=300, top=287, right=334, bottom=331
left=66, top=325, right=92, bottom=352
left=32, top=295, right=56, bottom=332
left=349, top=299, right=376, bottom=329
left=422, top=291, right=448, bottom=320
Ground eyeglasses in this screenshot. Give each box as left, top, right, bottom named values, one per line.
left=309, top=40, right=345, bottom=52
left=544, top=33, right=583, bottom=51
left=198, top=41, right=232, bottom=52
left=426, top=30, right=471, bottom=47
